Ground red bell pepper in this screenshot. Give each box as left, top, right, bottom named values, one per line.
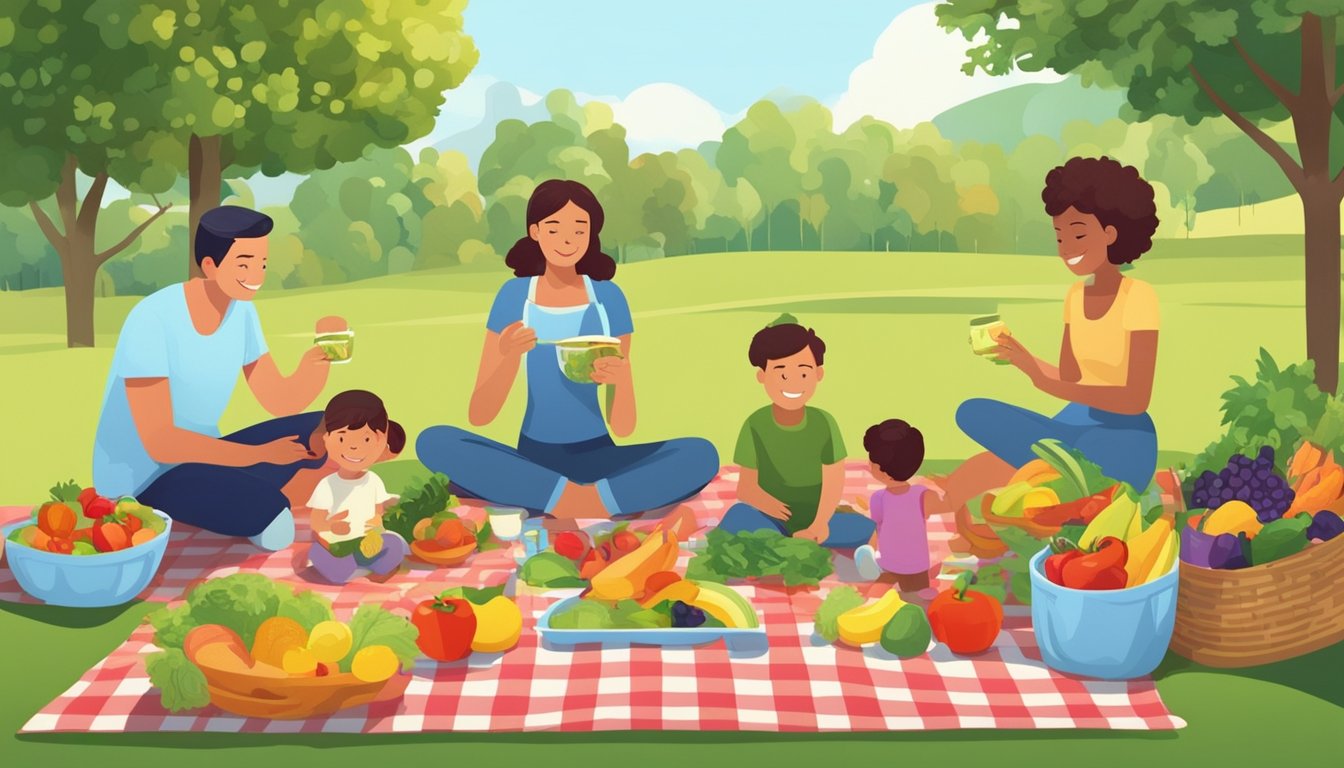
left=927, top=572, right=1004, bottom=655
left=1044, top=537, right=1082, bottom=586
left=1060, top=536, right=1129, bottom=590
left=412, top=594, right=478, bottom=662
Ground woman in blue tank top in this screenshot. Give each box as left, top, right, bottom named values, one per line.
left=417, top=180, right=719, bottom=520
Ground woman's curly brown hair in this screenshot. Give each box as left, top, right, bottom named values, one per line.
left=1042, top=156, right=1159, bottom=265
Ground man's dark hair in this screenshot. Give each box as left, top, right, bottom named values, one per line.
left=748, top=322, right=826, bottom=369
left=195, top=205, right=274, bottom=268
left=863, top=419, right=924, bottom=481
left=323, top=389, right=406, bottom=454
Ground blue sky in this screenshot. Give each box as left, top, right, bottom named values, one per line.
left=463, top=0, right=925, bottom=113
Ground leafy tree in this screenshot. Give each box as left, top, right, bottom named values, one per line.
left=90, top=0, right=479, bottom=275
left=0, top=1, right=178, bottom=346
left=938, top=0, right=1344, bottom=392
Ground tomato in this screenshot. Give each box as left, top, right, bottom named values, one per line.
left=927, top=572, right=1004, bottom=655
left=37, top=502, right=77, bottom=539
left=1061, top=537, right=1128, bottom=590
left=45, top=537, right=75, bottom=555
left=84, top=496, right=116, bottom=519
left=412, top=595, right=477, bottom=662
left=78, top=487, right=98, bottom=508
left=92, top=521, right=132, bottom=552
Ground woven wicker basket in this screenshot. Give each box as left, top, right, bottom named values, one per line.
left=1170, top=532, right=1344, bottom=668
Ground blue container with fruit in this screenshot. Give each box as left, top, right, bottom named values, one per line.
left=1029, top=546, right=1178, bottom=679
left=2, top=486, right=172, bottom=608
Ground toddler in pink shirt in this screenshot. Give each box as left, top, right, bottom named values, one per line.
left=854, top=419, right=946, bottom=592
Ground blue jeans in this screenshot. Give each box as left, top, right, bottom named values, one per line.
left=137, top=413, right=326, bottom=537
left=416, top=426, right=720, bottom=517
left=717, top=503, right=876, bottom=549
left=956, top=399, right=1158, bottom=491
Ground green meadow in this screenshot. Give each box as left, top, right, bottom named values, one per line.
left=3, top=239, right=1342, bottom=766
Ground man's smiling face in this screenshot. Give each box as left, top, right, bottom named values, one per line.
left=202, top=235, right=269, bottom=301
left=757, top=346, right=824, bottom=411
left=323, top=425, right=389, bottom=474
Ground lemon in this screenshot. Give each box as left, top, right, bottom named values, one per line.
left=471, top=596, right=523, bottom=653
left=351, top=645, right=399, bottom=683
left=282, top=646, right=318, bottom=676
left=307, top=620, right=353, bottom=664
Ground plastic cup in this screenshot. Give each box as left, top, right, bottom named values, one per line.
left=315, top=330, right=355, bottom=363
left=487, top=507, right=525, bottom=541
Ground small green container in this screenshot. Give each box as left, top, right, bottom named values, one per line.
left=969, top=315, right=1009, bottom=364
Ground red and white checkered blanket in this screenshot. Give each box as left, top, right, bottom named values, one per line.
left=11, top=465, right=1187, bottom=733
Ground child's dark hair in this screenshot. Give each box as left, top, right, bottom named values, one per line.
left=863, top=419, right=924, bottom=481
left=505, top=179, right=616, bottom=280
left=749, top=323, right=826, bottom=369
left=322, top=390, right=405, bottom=454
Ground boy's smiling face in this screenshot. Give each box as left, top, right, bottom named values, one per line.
left=322, top=425, right=389, bottom=473
left=757, top=346, right=824, bottom=411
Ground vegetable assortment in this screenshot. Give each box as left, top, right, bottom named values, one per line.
left=1180, top=442, right=1344, bottom=572
left=7, top=482, right=163, bottom=555
left=811, top=587, right=932, bottom=659
left=145, top=574, right=418, bottom=713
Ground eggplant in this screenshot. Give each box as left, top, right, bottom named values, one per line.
left=1180, top=526, right=1248, bottom=569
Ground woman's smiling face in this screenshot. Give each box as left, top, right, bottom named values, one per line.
left=1053, top=206, right=1117, bottom=276
left=529, top=200, right=590, bottom=270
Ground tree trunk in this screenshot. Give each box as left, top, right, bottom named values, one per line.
left=1302, top=183, right=1342, bottom=394
left=60, top=244, right=97, bottom=348
left=188, top=133, right=223, bottom=277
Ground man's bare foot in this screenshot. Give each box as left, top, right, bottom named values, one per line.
left=549, top=482, right=609, bottom=520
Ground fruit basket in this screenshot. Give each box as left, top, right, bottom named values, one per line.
left=202, top=664, right=411, bottom=719
left=1170, top=532, right=1344, bottom=668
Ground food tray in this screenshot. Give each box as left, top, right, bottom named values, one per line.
left=536, top=597, right=768, bottom=653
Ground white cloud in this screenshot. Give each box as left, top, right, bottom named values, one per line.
left=606, top=83, right=727, bottom=153
left=831, top=2, right=1063, bottom=131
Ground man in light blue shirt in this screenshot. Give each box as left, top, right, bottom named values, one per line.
left=92, top=206, right=337, bottom=549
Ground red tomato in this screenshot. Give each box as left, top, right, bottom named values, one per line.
left=77, top=487, right=98, bottom=509
left=92, top=521, right=132, bottom=552
left=412, top=596, right=477, bottom=662
left=85, top=496, right=117, bottom=519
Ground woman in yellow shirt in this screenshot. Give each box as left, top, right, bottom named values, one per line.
left=945, top=156, right=1161, bottom=505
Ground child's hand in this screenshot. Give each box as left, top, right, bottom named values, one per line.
left=324, top=510, right=352, bottom=537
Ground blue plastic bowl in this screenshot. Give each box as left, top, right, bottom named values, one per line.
left=1029, top=547, right=1178, bottom=679
left=1, top=510, right=173, bottom=607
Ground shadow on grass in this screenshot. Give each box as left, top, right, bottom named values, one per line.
left=17, top=727, right=1181, bottom=749
left=1154, top=641, right=1344, bottom=709
left=0, top=599, right=141, bottom=629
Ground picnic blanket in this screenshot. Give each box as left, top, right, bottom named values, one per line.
left=13, top=464, right=1187, bottom=733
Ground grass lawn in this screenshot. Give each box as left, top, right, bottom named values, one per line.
left=2, top=240, right=1342, bottom=765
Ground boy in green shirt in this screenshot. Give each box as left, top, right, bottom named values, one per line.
left=718, top=315, right=876, bottom=548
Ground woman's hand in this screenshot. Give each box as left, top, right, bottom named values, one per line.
left=590, top=355, right=631, bottom=387
left=995, top=334, right=1043, bottom=381
left=498, top=321, right=537, bottom=359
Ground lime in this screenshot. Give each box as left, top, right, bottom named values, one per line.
left=307, top=620, right=353, bottom=663
left=351, top=645, right=398, bottom=683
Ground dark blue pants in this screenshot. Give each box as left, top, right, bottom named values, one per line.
left=137, top=413, right=326, bottom=537
left=416, top=426, right=720, bottom=516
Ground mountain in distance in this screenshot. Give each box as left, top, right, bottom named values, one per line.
left=932, top=77, right=1128, bottom=150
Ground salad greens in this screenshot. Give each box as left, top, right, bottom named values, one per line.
left=337, top=604, right=420, bottom=673
left=145, top=649, right=210, bottom=712
left=685, top=528, right=834, bottom=586
left=812, top=586, right=865, bottom=642
left=520, top=552, right=586, bottom=588
left=381, top=473, right=459, bottom=543
left=148, top=573, right=336, bottom=650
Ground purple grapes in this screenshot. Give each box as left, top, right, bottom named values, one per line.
left=1190, top=448, right=1294, bottom=520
